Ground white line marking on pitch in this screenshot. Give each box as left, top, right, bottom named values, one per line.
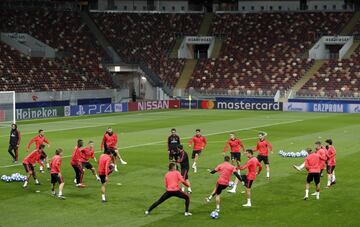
left=0, top=119, right=303, bottom=168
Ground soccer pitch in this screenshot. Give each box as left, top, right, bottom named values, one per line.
left=0, top=109, right=359, bottom=227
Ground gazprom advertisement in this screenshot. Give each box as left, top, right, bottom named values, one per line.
left=284, top=102, right=360, bottom=113
left=64, top=103, right=128, bottom=116
left=215, top=98, right=282, bottom=111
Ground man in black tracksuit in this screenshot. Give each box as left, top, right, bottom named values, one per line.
left=8, top=123, right=21, bottom=163
left=177, top=145, right=192, bottom=193
left=167, top=128, right=181, bottom=161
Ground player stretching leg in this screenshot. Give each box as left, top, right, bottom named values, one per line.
left=50, top=148, right=65, bottom=199
left=101, top=127, right=127, bottom=172
left=22, top=144, right=45, bottom=188
left=238, top=149, right=262, bottom=207
left=176, top=145, right=192, bottom=193
left=71, top=139, right=86, bottom=188
left=145, top=163, right=192, bottom=216
left=206, top=156, right=242, bottom=212
left=253, top=132, right=272, bottom=179
left=224, top=133, right=246, bottom=193
left=188, top=129, right=206, bottom=173
left=27, top=129, right=51, bottom=173
left=325, top=139, right=336, bottom=188
left=303, top=148, right=321, bottom=200
left=98, top=149, right=114, bottom=202
left=80, top=141, right=100, bottom=181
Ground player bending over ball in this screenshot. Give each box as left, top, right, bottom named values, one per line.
left=80, top=141, right=100, bottom=181
left=188, top=129, right=206, bottom=173
left=50, top=148, right=65, bottom=199
left=238, top=149, right=262, bottom=207
left=253, top=132, right=272, bottom=179
left=304, top=148, right=321, bottom=200
left=206, top=155, right=242, bottom=212
left=176, top=144, right=192, bottom=193
left=101, top=127, right=127, bottom=172
left=224, top=133, right=246, bottom=193
left=27, top=129, right=51, bottom=173
left=22, top=144, right=45, bottom=188
left=71, top=139, right=86, bottom=188
left=98, top=148, right=114, bottom=202
left=145, top=162, right=192, bottom=216
left=325, top=139, right=336, bottom=188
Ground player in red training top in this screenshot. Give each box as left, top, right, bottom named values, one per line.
left=238, top=149, right=262, bottom=207
left=303, top=148, right=321, bottom=200
left=80, top=141, right=100, bottom=181
left=205, top=156, right=242, bottom=212
left=50, top=148, right=65, bottom=200
left=188, top=129, right=207, bottom=173
left=27, top=129, right=51, bottom=173
left=70, top=139, right=86, bottom=188
left=22, top=144, right=45, bottom=188
left=145, top=162, right=192, bottom=216
left=315, top=141, right=327, bottom=178
left=98, top=149, right=114, bottom=202
left=253, top=132, right=272, bottom=179
left=101, top=127, right=127, bottom=172
left=224, top=133, right=246, bottom=193
left=325, top=139, right=336, bottom=187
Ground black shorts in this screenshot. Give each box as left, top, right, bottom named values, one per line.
left=231, top=152, right=241, bottom=162
left=191, top=150, right=202, bottom=159
left=82, top=162, right=93, bottom=169
left=327, top=165, right=336, bottom=174
left=99, top=175, right=107, bottom=184
left=23, top=163, right=34, bottom=174
left=215, top=183, right=228, bottom=195
left=40, top=151, right=47, bottom=160
left=181, top=168, right=189, bottom=180
left=257, top=155, right=269, bottom=164
left=307, top=173, right=320, bottom=185
left=168, top=150, right=178, bottom=161
left=240, top=175, right=253, bottom=189
left=51, top=173, right=64, bottom=184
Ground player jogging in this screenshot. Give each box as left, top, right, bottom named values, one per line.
left=50, top=148, right=65, bottom=199
left=145, top=162, right=192, bottom=216
left=325, top=139, right=336, bottom=188
left=188, top=129, right=206, bottom=173
left=168, top=128, right=181, bottom=161
left=224, top=133, right=245, bottom=193
left=22, top=144, right=45, bottom=188
left=304, top=148, right=321, bottom=200
left=98, top=148, right=114, bottom=202
left=253, top=132, right=272, bottom=179
left=101, top=127, right=127, bottom=172
left=176, top=145, right=192, bottom=193
left=27, top=129, right=50, bottom=173
left=206, top=156, right=242, bottom=212
left=71, top=139, right=86, bottom=188
left=238, top=149, right=262, bottom=207
left=8, top=123, right=20, bottom=163
left=80, top=141, right=100, bottom=181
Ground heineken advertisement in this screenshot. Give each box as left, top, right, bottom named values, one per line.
left=16, top=106, right=65, bottom=120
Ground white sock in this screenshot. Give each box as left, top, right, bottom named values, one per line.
left=59, top=191, right=62, bottom=196
left=266, top=171, right=270, bottom=178
left=39, top=166, right=43, bottom=171
left=192, top=162, right=196, bottom=167
left=237, top=169, right=240, bottom=174
left=181, top=187, right=185, bottom=192
left=188, top=187, right=192, bottom=192
left=23, top=181, right=28, bottom=187
left=208, top=195, right=213, bottom=200
left=316, top=191, right=320, bottom=199
left=216, top=204, right=220, bottom=210
left=46, top=163, right=50, bottom=168
left=327, top=179, right=331, bottom=186
left=332, top=174, right=336, bottom=182
left=299, top=163, right=305, bottom=169
left=247, top=198, right=251, bottom=204
left=102, top=194, right=106, bottom=201
left=305, top=189, right=309, bottom=197
left=35, top=179, right=39, bottom=184
left=51, top=190, right=56, bottom=195
left=232, top=184, right=237, bottom=191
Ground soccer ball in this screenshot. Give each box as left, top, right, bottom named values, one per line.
left=228, top=181, right=234, bottom=187
left=210, top=211, right=219, bottom=219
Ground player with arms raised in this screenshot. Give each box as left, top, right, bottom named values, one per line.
left=188, top=129, right=206, bottom=173
left=27, top=129, right=51, bottom=173
left=253, top=132, right=272, bottom=179
left=101, top=127, right=127, bottom=172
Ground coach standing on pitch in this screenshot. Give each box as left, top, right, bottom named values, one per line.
left=8, top=123, right=20, bottom=163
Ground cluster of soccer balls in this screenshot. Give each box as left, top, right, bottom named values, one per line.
left=278, top=150, right=308, bottom=158
left=1, top=173, right=28, bottom=183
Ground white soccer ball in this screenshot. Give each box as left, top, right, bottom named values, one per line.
left=228, top=181, right=234, bottom=187
left=210, top=211, right=219, bottom=219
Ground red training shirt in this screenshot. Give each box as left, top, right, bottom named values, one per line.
left=305, top=153, right=321, bottom=173
left=27, top=135, right=49, bottom=149
left=23, top=149, right=43, bottom=166
left=50, top=155, right=62, bottom=174
left=164, top=170, right=189, bottom=191
left=215, top=162, right=237, bottom=185
left=98, top=154, right=112, bottom=176
left=326, top=145, right=336, bottom=166
left=316, top=148, right=327, bottom=170
left=224, top=138, right=244, bottom=153
left=101, top=132, right=118, bottom=150
left=254, top=139, right=272, bottom=156
left=239, top=157, right=262, bottom=180
left=79, top=147, right=95, bottom=163
left=70, top=146, right=82, bottom=166
left=188, top=135, right=207, bottom=151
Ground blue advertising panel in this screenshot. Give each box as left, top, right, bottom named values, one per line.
left=284, top=102, right=360, bottom=113
left=180, top=99, right=198, bottom=109
left=64, top=103, right=128, bottom=116
left=215, top=97, right=282, bottom=111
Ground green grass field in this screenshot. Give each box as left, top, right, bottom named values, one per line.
left=0, top=109, right=359, bottom=227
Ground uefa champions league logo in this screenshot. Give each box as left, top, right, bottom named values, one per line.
left=76, top=105, right=86, bottom=116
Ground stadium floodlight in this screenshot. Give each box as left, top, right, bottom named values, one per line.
left=0, top=91, right=16, bottom=126
left=188, top=94, right=192, bottom=111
